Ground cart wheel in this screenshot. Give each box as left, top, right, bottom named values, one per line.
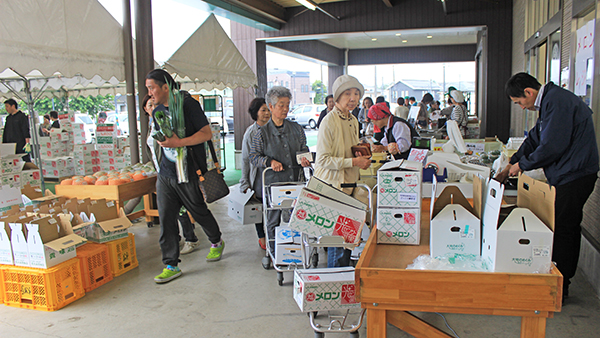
left=350, top=332, right=359, bottom=338
left=262, top=256, right=271, bottom=270
left=312, top=253, right=319, bottom=268
left=314, top=332, right=324, bottom=338
left=277, top=272, right=284, bottom=286
left=147, top=222, right=153, bottom=228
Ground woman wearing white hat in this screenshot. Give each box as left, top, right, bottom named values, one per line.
left=449, top=90, right=468, bottom=136
left=314, top=74, right=371, bottom=268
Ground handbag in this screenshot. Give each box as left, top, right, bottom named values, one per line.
left=198, top=140, right=229, bottom=203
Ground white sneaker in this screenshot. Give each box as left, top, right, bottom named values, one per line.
left=180, top=241, right=200, bottom=255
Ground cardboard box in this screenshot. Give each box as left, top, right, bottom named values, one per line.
left=227, top=184, right=262, bottom=225
left=26, top=214, right=87, bottom=268
left=0, top=185, right=23, bottom=213
left=0, top=143, right=17, bottom=156
left=293, top=267, right=360, bottom=312
left=0, top=221, right=14, bottom=264
left=377, top=160, right=422, bottom=208
left=289, top=177, right=366, bottom=246
left=376, top=207, right=421, bottom=245
left=79, top=200, right=132, bottom=243
left=1, top=155, right=25, bottom=174
left=270, top=183, right=304, bottom=207
left=1, top=173, right=21, bottom=188
left=429, top=177, right=481, bottom=257
left=275, top=226, right=302, bottom=265
left=481, top=176, right=555, bottom=273
left=9, top=222, right=30, bottom=266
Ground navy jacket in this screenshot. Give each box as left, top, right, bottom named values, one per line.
left=510, top=82, right=599, bottom=186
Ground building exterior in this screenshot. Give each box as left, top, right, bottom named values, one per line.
left=267, top=69, right=311, bottom=106
left=388, top=79, right=442, bottom=103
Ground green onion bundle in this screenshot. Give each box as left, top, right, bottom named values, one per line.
left=167, top=79, right=188, bottom=183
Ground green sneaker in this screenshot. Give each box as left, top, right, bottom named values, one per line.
left=154, top=265, right=182, bottom=284
left=206, top=240, right=225, bottom=262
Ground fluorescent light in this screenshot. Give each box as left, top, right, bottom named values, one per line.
left=395, top=33, right=402, bottom=36
left=427, top=35, right=433, bottom=39
left=296, top=0, right=316, bottom=10
left=371, top=38, right=377, bottom=41
left=402, top=40, right=408, bottom=43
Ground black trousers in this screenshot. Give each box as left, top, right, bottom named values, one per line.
left=156, top=174, right=222, bottom=266
left=553, top=173, right=597, bottom=289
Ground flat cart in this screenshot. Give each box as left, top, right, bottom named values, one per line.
left=260, top=166, right=312, bottom=286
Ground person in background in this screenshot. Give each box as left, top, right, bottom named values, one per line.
left=440, top=97, right=454, bottom=117
left=142, top=94, right=199, bottom=256
left=394, top=97, right=409, bottom=119
left=416, top=93, right=433, bottom=129
left=249, top=86, right=311, bottom=255
left=370, top=102, right=418, bottom=160
left=240, top=98, right=272, bottom=250
left=404, top=96, right=411, bottom=108
left=496, top=72, right=599, bottom=301
left=49, top=110, right=60, bottom=129
left=3, top=99, right=31, bottom=162
left=146, top=69, right=225, bottom=284
left=428, top=101, right=442, bottom=129
left=357, top=96, right=373, bottom=136
left=314, top=74, right=371, bottom=268
left=409, top=97, right=417, bottom=106
left=39, top=114, right=51, bottom=136
left=317, top=94, right=334, bottom=128
left=429, top=100, right=440, bottom=114
left=448, top=90, right=468, bottom=136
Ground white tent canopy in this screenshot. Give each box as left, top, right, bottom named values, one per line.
left=163, top=14, right=257, bottom=91
left=0, top=0, right=125, bottom=81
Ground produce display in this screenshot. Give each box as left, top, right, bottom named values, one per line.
left=59, top=162, right=156, bottom=186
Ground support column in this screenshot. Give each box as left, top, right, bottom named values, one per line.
left=328, top=65, right=344, bottom=94
left=123, top=0, right=138, bottom=164
left=134, top=0, right=154, bottom=163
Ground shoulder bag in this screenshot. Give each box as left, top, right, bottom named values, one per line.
left=198, top=140, right=229, bottom=203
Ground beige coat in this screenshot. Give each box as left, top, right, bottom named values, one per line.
left=314, top=106, right=360, bottom=194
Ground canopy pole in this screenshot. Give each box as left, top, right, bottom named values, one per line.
left=134, top=0, right=154, bottom=164
left=123, top=0, right=139, bottom=165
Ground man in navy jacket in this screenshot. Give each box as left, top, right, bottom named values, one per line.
left=497, top=72, right=599, bottom=300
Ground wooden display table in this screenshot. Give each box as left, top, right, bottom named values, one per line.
left=355, top=199, right=562, bottom=338
left=55, top=176, right=157, bottom=221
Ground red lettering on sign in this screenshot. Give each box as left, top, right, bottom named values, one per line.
left=333, top=215, right=360, bottom=243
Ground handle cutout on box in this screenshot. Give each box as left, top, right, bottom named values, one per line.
left=450, top=226, right=461, bottom=232
left=285, top=191, right=291, bottom=195
left=114, top=225, right=124, bottom=229
left=519, top=239, right=530, bottom=245
left=62, top=240, right=74, bottom=245
left=394, top=214, right=403, bottom=219
left=394, top=177, right=404, bottom=182
left=490, top=188, right=496, bottom=198
left=522, top=182, right=529, bottom=191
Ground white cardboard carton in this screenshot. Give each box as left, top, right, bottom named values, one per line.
left=275, top=226, right=302, bottom=265
left=0, top=185, right=23, bottom=213
left=377, top=160, right=422, bottom=208
left=9, top=222, right=30, bottom=266
left=429, top=176, right=480, bottom=257
left=293, top=267, right=360, bottom=312
left=227, top=184, right=263, bottom=225
left=481, top=176, right=555, bottom=273
left=26, top=214, right=87, bottom=268
left=0, top=221, right=14, bottom=264
left=79, top=199, right=132, bottom=243
left=376, top=207, right=421, bottom=245
left=270, top=183, right=304, bottom=207
left=289, top=178, right=366, bottom=245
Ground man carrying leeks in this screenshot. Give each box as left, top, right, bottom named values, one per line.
left=146, top=69, right=225, bottom=284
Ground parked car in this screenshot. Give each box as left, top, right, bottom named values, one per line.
left=105, top=113, right=139, bottom=136
left=289, top=104, right=326, bottom=129
left=75, top=114, right=96, bottom=143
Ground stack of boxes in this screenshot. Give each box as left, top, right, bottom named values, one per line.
left=96, top=124, right=127, bottom=171
left=0, top=144, right=41, bottom=191
left=73, top=144, right=100, bottom=176
left=376, top=160, right=423, bottom=245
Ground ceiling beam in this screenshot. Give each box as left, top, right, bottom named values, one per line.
left=202, top=0, right=286, bottom=25
left=382, top=0, right=393, bottom=8
left=234, top=0, right=286, bottom=22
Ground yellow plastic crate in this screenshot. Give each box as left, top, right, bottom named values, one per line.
left=76, top=243, right=113, bottom=292
left=1, top=258, right=85, bottom=311
left=105, top=233, right=138, bottom=277
left=0, top=265, right=4, bottom=305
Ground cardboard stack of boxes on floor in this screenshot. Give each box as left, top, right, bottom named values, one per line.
left=0, top=174, right=138, bottom=312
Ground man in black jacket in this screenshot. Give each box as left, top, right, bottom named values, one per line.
left=146, top=69, right=225, bottom=284
left=3, top=99, right=31, bottom=162
left=497, top=72, right=599, bottom=299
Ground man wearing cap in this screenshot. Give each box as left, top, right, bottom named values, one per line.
left=370, top=102, right=419, bottom=160
left=314, top=74, right=371, bottom=268
left=497, top=72, right=598, bottom=301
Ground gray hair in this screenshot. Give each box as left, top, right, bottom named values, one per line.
left=266, top=86, right=292, bottom=106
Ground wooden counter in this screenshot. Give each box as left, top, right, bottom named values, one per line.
left=355, top=199, right=562, bottom=338
left=55, top=176, right=157, bottom=221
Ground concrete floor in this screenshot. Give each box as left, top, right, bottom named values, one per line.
left=1, top=197, right=600, bottom=338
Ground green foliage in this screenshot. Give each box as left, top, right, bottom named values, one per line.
left=312, top=80, right=327, bottom=104
left=24, top=95, right=114, bottom=118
